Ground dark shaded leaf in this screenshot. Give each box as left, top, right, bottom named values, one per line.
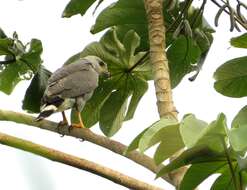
left=99, top=90, right=129, bottom=137
left=20, top=39, right=43, bottom=72
left=0, top=38, right=14, bottom=55
left=62, top=0, right=97, bottom=18
left=180, top=162, right=227, bottom=190
left=124, top=76, right=148, bottom=120
left=167, top=36, right=201, bottom=88
left=22, top=66, right=51, bottom=113
left=91, top=0, right=147, bottom=34
left=214, top=56, right=247, bottom=98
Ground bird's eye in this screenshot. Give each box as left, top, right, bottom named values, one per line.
left=99, top=61, right=105, bottom=67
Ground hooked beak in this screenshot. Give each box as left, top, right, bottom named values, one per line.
left=103, top=71, right=111, bottom=78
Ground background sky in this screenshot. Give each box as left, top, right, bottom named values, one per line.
left=0, top=0, right=246, bottom=189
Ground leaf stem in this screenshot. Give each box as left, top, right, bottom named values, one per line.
left=221, top=138, right=238, bottom=190
left=128, top=51, right=149, bottom=72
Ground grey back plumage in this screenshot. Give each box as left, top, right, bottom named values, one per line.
left=45, top=59, right=99, bottom=99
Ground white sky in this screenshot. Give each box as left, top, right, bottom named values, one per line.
left=0, top=0, right=246, bottom=190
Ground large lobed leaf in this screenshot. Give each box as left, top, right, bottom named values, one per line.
left=64, top=0, right=214, bottom=88
left=126, top=118, right=185, bottom=165
left=69, top=28, right=150, bottom=137
left=214, top=56, right=247, bottom=98
left=0, top=31, right=43, bottom=95
left=180, top=113, right=227, bottom=152
left=22, top=66, right=51, bottom=113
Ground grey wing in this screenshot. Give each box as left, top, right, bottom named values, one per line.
left=48, top=59, right=91, bottom=84
left=45, top=68, right=99, bottom=98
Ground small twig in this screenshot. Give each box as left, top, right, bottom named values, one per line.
left=0, top=131, right=163, bottom=190
left=0, top=109, right=173, bottom=185
left=0, top=59, right=16, bottom=65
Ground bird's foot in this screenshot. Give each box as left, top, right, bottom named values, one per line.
left=57, top=120, right=69, bottom=137
left=68, top=123, right=82, bottom=132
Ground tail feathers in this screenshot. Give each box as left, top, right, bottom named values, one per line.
left=35, top=105, right=57, bottom=121
left=35, top=110, right=54, bottom=121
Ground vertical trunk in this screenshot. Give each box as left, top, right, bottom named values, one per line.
left=143, top=0, right=187, bottom=188
left=143, top=0, right=177, bottom=119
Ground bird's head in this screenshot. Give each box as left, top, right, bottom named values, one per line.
left=83, top=55, right=110, bottom=78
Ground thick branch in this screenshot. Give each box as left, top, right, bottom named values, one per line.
left=0, top=131, right=163, bottom=190
left=0, top=109, right=173, bottom=185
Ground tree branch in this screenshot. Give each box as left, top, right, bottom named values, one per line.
left=0, top=131, right=163, bottom=190
left=0, top=109, right=173, bottom=185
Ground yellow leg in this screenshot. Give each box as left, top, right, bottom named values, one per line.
left=71, top=111, right=85, bottom=128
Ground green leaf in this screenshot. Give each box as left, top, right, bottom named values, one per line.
left=0, top=38, right=14, bottom=55
left=124, top=76, right=148, bottom=120
left=20, top=39, right=43, bottom=72
left=156, top=146, right=223, bottom=178
left=62, top=0, right=97, bottom=18
left=229, top=124, right=247, bottom=152
left=138, top=118, right=178, bottom=152
left=122, top=30, right=140, bottom=65
left=180, top=162, right=227, bottom=190
left=124, top=127, right=150, bottom=155
left=0, top=35, right=43, bottom=95
left=230, top=33, right=247, bottom=49
left=232, top=105, right=247, bottom=128
left=0, top=62, right=25, bottom=94
left=167, top=36, right=201, bottom=88
left=210, top=166, right=238, bottom=190
left=99, top=90, right=129, bottom=137
left=181, top=113, right=227, bottom=152
left=214, top=56, right=247, bottom=98
left=195, top=113, right=227, bottom=152
left=22, top=66, right=51, bottom=113
left=91, top=0, right=147, bottom=34
left=154, top=136, right=184, bottom=165
left=180, top=114, right=208, bottom=148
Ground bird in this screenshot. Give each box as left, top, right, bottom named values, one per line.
left=35, top=55, right=110, bottom=129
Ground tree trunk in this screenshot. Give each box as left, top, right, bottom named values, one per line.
left=143, top=0, right=187, bottom=188
left=143, top=0, right=177, bottom=119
